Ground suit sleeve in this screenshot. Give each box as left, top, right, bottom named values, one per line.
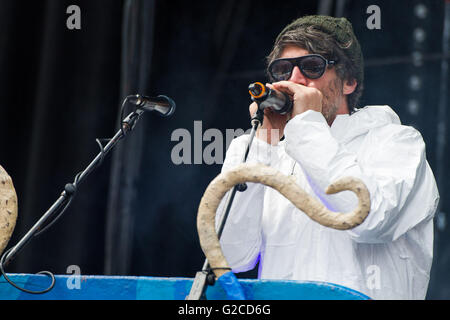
left=283, top=110, right=439, bottom=243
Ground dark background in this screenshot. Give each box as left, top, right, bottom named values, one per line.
left=0, top=0, right=448, bottom=299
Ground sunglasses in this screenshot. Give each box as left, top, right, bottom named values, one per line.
left=268, top=54, right=336, bottom=81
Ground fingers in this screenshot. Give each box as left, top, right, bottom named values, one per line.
left=270, top=81, right=323, bottom=115
left=249, top=101, right=285, bottom=120
left=271, top=80, right=321, bottom=97
left=270, top=81, right=297, bottom=97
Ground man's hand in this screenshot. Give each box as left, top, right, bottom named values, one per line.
left=271, top=81, right=323, bottom=118
left=248, top=82, right=323, bottom=145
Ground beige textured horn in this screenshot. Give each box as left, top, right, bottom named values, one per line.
left=197, top=163, right=370, bottom=279
left=0, top=165, right=18, bottom=255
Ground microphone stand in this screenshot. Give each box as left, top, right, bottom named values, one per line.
left=0, top=99, right=149, bottom=294
left=187, top=108, right=264, bottom=300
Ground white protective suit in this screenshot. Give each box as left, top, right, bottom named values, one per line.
left=217, top=105, right=439, bottom=300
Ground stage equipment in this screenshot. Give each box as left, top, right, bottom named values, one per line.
left=187, top=82, right=371, bottom=300
left=187, top=88, right=265, bottom=300
left=0, top=94, right=175, bottom=294
left=127, top=94, right=176, bottom=117
left=196, top=163, right=370, bottom=299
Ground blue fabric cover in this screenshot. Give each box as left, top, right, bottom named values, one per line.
left=217, top=271, right=246, bottom=300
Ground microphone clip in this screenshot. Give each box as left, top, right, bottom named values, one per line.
left=128, top=94, right=176, bottom=117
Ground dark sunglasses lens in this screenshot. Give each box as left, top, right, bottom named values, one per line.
left=300, top=56, right=326, bottom=79
left=270, top=60, right=293, bottom=81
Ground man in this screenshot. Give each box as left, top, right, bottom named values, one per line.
left=217, top=15, right=439, bottom=300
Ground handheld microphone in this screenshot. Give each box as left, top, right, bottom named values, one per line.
left=248, top=82, right=292, bottom=115
left=128, top=94, right=176, bottom=117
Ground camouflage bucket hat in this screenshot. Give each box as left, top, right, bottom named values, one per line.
left=275, top=15, right=364, bottom=85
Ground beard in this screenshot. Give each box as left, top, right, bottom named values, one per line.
left=320, top=77, right=345, bottom=126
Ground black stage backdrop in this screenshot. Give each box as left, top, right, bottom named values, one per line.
left=0, top=0, right=449, bottom=299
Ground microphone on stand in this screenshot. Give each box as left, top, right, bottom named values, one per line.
left=128, top=94, right=176, bottom=117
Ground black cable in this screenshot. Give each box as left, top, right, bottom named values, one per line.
left=0, top=248, right=55, bottom=294
left=33, top=195, right=74, bottom=237
left=95, top=138, right=108, bottom=168
left=31, top=97, right=135, bottom=239
left=0, top=95, right=138, bottom=295
left=120, top=96, right=129, bottom=137
left=34, top=129, right=114, bottom=237
left=120, top=95, right=137, bottom=136
left=33, top=172, right=82, bottom=237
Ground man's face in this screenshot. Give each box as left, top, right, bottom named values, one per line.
left=278, top=45, right=350, bottom=125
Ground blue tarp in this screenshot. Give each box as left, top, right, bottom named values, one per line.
left=0, top=274, right=371, bottom=300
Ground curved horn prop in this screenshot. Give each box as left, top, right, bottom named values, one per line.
left=197, top=163, right=370, bottom=279
left=0, top=165, right=18, bottom=255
